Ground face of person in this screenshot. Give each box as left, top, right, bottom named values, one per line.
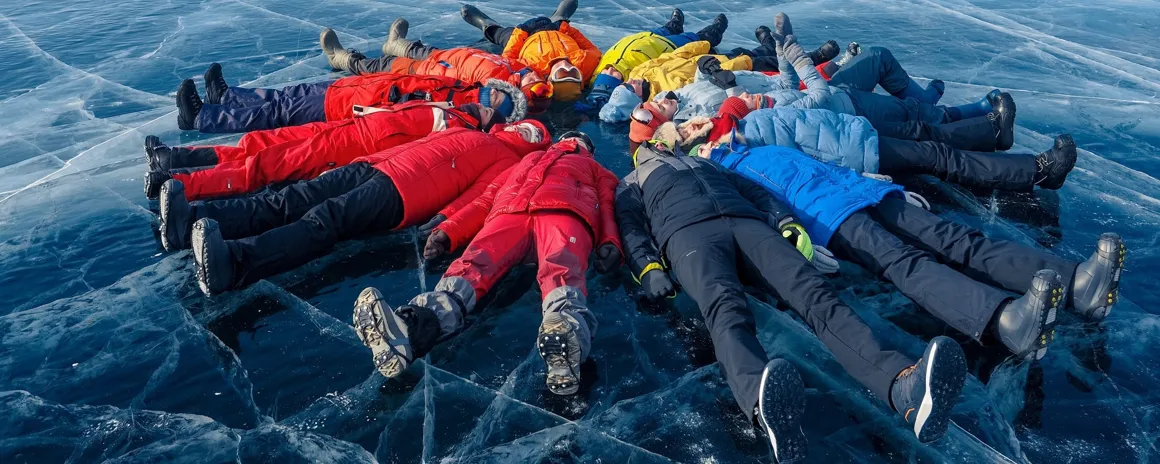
left=488, top=89, right=508, bottom=111
left=503, top=122, right=543, bottom=143
left=521, top=71, right=543, bottom=87
left=477, top=106, right=495, bottom=127
left=697, top=142, right=719, bottom=158
left=649, top=98, right=678, bottom=120
left=600, top=66, right=623, bottom=80
left=627, top=79, right=645, bottom=97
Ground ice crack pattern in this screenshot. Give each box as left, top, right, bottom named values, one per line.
left=2, top=0, right=1159, bottom=462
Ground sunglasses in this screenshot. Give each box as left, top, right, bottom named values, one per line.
left=630, top=104, right=655, bottom=125
left=525, top=81, right=553, bottom=99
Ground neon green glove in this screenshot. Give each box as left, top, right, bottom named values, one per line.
left=780, top=222, right=814, bottom=261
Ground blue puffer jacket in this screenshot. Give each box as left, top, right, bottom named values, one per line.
left=709, top=143, right=904, bottom=247
left=736, top=107, right=881, bottom=174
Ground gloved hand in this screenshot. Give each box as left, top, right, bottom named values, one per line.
left=812, top=245, right=840, bottom=274
left=780, top=222, right=815, bottom=261
left=905, top=191, right=931, bottom=211
left=641, top=269, right=676, bottom=301
left=593, top=243, right=622, bottom=273
left=697, top=55, right=737, bottom=90
left=417, top=214, right=446, bottom=237
left=423, top=230, right=450, bottom=260
left=862, top=172, right=893, bottom=183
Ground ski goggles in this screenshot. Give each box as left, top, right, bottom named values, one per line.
left=523, top=81, right=553, bottom=100
left=550, top=66, right=583, bottom=83
left=630, top=104, right=658, bottom=125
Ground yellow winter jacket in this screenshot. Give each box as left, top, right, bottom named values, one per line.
left=629, top=41, right=752, bottom=100
left=589, top=31, right=677, bottom=85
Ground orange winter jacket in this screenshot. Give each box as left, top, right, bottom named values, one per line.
left=502, top=21, right=602, bottom=82
left=388, top=48, right=533, bottom=87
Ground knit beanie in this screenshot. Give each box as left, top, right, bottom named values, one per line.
left=480, top=79, right=529, bottom=121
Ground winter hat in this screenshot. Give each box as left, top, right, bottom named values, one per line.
left=491, top=119, right=552, bottom=155
left=629, top=104, right=668, bottom=145
left=587, top=73, right=623, bottom=106
left=557, top=130, right=595, bottom=154
left=479, top=79, right=528, bottom=122
left=687, top=143, right=703, bottom=157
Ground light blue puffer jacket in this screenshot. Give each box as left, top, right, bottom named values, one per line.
left=735, top=107, right=881, bottom=174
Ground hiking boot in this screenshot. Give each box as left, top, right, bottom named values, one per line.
left=988, top=91, right=1016, bottom=150
left=664, top=8, right=685, bottom=34
left=380, top=18, right=416, bottom=58
left=755, top=359, right=807, bottom=463
left=191, top=218, right=235, bottom=296
left=550, top=0, right=577, bottom=22
left=992, top=269, right=1063, bottom=360
left=835, top=41, right=860, bottom=66
left=159, top=180, right=192, bottom=251
left=807, top=40, right=840, bottom=65
left=461, top=4, right=500, bottom=33
left=204, top=63, right=229, bottom=105
left=353, top=287, right=427, bottom=378
left=320, top=28, right=366, bottom=72
left=144, top=170, right=171, bottom=199
left=890, top=336, right=967, bottom=443
left=1071, top=233, right=1126, bottom=321
left=176, top=79, right=202, bottom=131
left=1034, top=134, right=1077, bottom=190
left=695, top=14, right=729, bottom=48
left=144, top=135, right=163, bottom=171
left=773, top=12, right=792, bottom=38
left=538, top=311, right=584, bottom=395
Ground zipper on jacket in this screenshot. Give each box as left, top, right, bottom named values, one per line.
left=684, top=157, right=724, bottom=215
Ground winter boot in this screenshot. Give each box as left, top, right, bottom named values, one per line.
left=461, top=4, right=500, bottom=34
left=538, top=286, right=595, bottom=396
left=320, top=28, right=366, bottom=72
left=152, top=145, right=220, bottom=171
left=991, top=269, right=1063, bottom=360
left=695, top=14, right=729, bottom=48
left=773, top=12, right=792, bottom=38
left=1033, top=134, right=1077, bottom=190
left=159, top=180, right=193, bottom=251
left=664, top=8, right=685, bottom=35
left=204, top=63, right=229, bottom=105
left=947, top=89, right=998, bottom=121
left=806, top=40, right=840, bottom=65
left=987, top=91, right=1016, bottom=151
left=835, top=42, right=860, bottom=66
left=176, top=79, right=203, bottom=131
left=1071, top=233, right=1126, bottom=321
left=754, top=359, right=808, bottom=463
left=381, top=18, right=416, bottom=57
left=144, top=170, right=172, bottom=199
left=353, top=287, right=444, bottom=378
left=191, top=218, right=236, bottom=296
left=144, top=135, right=163, bottom=171
left=550, top=0, right=578, bottom=22
left=889, top=336, right=967, bottom=443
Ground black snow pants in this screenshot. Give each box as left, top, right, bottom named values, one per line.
left=191, top=162, right=404, bottom=286
left=664, top=216, right=913, bottom=420
left=877, top=136, right=1038, bottom=191
left=827, top=196, right=1079, bottom=338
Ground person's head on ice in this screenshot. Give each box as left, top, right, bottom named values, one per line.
left=490, top=120, right=553, bottom=155
left=477, top=79, right=529, bottom=123
left=627, top=94, right=679, bottom=154
left=556, top=130, right=595, bottom=154
left=548, top=58, right=584, bottom=102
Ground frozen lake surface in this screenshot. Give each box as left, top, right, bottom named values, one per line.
left=2, top=0, right=1159, bottom=462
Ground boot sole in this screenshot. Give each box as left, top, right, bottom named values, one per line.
left=159, top=181, right=186, bottom=251
left=538, top=313, right=581, bottom=396
left=912, top=338, right=966, bottom=443
left=1080, top=234, right=1125, bottom=321
left=758, top=359, right=807, bottom=463
left=353, top=287, right=413, bottom=378
left=1019, top=270, right=1062, bottom=361
left=191, top=219, right=218, bottom=296
left=145, top=135, right=161, bottom=171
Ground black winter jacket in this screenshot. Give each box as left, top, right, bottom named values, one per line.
left=615, top=144, right=796, bottom=277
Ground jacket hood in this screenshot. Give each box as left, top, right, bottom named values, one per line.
left=490, top=119, right=552, bottom=155
left=599, top=84, right=644, bottom=122
left=652, top=118, right=714, bottom=151
left=483, top=79, right=529, bottom=122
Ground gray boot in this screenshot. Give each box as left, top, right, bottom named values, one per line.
left=1071, top=233, right=1126, bottom=320
left=353, top=287, right=444, bottom=379
left=320, top=28, right=365, bottom=72
left=380, top=18, right=416, bottom=57
left=461, top=4, right=500, bottom=33
left=537, top=286, right=596, bottom=396
left=550, top=0, right=578, bottom=22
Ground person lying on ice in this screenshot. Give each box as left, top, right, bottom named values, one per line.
left=592, top=17, right=846, bottom=120
left=690, top=139, right=1126, bottom=360
left=318, top=19, right=554, bottom=115
left=616, top=140, right=969, bottom=461
left=349, top=133, right=623, bottom=396
left=639, top=94, right=1078, bottom=191
left=157, top=120, right=551, bottom=296
left=598, top=17, right=851, bottom=123
left=173, top=62, right=527, bottom=134
left=145, top=100, right=504, bottom=201
left=459, top=0, right=599, bottom=102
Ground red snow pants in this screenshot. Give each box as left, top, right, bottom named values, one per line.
left=444, top=211, right=593, bottom=300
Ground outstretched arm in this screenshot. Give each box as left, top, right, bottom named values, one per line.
left=593, top=164, right=623, bottom=254
left=615, top=172, right=664, bottom=278
left=436, top=166, right=512, bottom=250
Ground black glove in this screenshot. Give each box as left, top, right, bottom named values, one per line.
left=417, top=214, right=446, bottom=237
left=697, top=55, right=737, bottom=90
left=593, top=243, right=622, bottom=273
left=423, top=230, right=450, bottom=260
left=641, top=269, right=676, bottom=301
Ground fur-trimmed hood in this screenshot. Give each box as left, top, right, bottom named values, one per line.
left=484, top=78, right=528, bottom=122
left=651, top=116, right=739, bottom=152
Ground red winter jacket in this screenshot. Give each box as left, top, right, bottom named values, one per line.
left=355, top=121, right=551, bottom=228
left=437, top=140, right=623, bottom=253
left=324, top=74, right=484, bottom=121
left=389, top=48, right=533, bottom=87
